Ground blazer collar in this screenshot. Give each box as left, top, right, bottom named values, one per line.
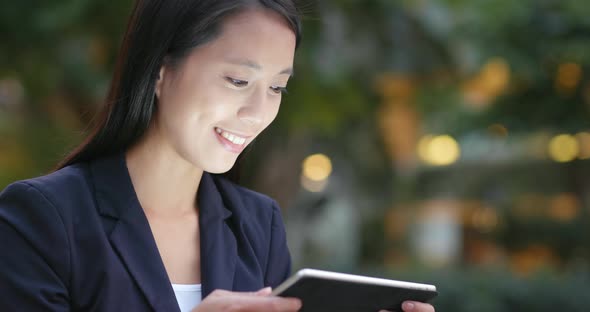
left=197, top=172, right=237, bottom=297
left=89, top=152, right=179, bottom=311
left=88, top=152, right=237, bottom=309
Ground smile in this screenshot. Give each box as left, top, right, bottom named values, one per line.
left=214, top=127, right=251, bottom=153
left=215, top=127, right=248, bottom=145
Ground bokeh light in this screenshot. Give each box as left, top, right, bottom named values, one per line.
left=418, top=135, right=461, bottom=166
left=302, top=154, right=333, bottom=181
left=481, top=58, right=511, bottom=95
left=462, top=58, right=511, bottom=109
left=301, top=154, right=333, bottom=192
left=555, top=63, right=582, bottom=92
left=548, top=134, right=579, bottom=162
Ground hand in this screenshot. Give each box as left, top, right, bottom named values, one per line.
left=380, top=301, right=435, bottom=312
left=192, top=287, right=302, bottom=312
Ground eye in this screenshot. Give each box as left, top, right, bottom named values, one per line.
left=225, top=77, right=249, bottom=87
left=270, top=86, right=288, bottom=95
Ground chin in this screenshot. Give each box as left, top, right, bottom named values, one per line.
left=204, top=159, right=237, bottom=174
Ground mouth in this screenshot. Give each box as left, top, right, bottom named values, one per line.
left=214, top=127, right=251, bottom=153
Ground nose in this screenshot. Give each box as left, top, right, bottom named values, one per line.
left=237, top=88, right=266, bottom=127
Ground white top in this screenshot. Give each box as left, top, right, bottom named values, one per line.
left=171, top=283, right=202, bottom=312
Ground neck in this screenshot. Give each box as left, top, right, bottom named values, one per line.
left=125, top=124, right=203, bottom=218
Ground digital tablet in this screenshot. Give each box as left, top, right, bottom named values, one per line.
left=271, top=268, right=438, bottom=312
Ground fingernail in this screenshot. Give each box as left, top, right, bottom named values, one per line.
left=403, top=302, right=415, bottom=311
left=293, top=298, right=303, bottom=309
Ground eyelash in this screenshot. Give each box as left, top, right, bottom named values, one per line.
left=225, top=77, right=288, bottom=95
left=271, top=86, right=288, bottom=95
left=226, top=77, right=248, bottom=87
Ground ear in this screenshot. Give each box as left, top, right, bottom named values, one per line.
left=155, top=65, right=166, bottom=99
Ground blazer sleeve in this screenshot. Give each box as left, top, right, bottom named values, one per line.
left=0, top=182, right=70, bottom=311
left=263, top=200, right=292, bottom=288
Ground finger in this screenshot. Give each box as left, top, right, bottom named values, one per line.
left=234, top=296, right=302, bottom=311
left=255, top=287, right=272, bottom=296
left=272, top=297, right=302, bottom=311
left=209, top=289, right=233, bottom=298
left=215, top=287, right=271, bottom=297
left=402, top=301, right=435, bottom=312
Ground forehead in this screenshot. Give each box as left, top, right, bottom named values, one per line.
left=187, top=9, right=297, bottom=71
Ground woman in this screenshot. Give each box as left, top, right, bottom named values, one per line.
left=0, top=0, right=435, bottom=311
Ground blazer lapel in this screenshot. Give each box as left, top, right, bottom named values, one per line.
left=89, top=153, right=180, bottom=312
left=198, top=173, right=237, bottom=298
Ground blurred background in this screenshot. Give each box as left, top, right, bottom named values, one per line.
left=2, top=0, right=590, bottom=310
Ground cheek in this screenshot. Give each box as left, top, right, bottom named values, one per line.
left=156, top=91, right=206, bottom=149
left=159, top=83, right=216, bottom=125
left=158, top=81, right=193, bottom=121
left=158, top=98, right=193, bottom=132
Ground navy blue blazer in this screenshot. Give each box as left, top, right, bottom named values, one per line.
left=0, top=152, right=292, bottom=311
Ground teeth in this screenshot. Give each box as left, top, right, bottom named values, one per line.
left=216, top=128, right=246, bottom=145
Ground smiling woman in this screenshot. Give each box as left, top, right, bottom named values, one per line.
left=0, top=1, right=435, bottom=312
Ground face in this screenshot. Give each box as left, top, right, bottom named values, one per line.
left=153, top=9, right=296, bottom=173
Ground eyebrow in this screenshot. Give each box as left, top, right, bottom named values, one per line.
left=224, top=58, right=294, bottom=76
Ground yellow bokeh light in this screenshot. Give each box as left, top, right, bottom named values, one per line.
left=417, top=135, right=434, bottom=161
left=482, top=58, right=511, bottom=94
left=548, top=134, right=579, bottom=162
left=461, top=57, right=511, bottom=110
left=302, top=154, right=333, bottom=182
left=417, top=135, right=461, bottom=166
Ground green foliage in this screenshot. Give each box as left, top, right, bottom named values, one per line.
left=429, top=269, right=590, bottom=312
left=352, top=267, right=590, bottom=312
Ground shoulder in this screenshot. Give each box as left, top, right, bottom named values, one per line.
left=0, top=164, right=88, bottom=226
left=2, top=162, right=91, bottom=202
left=0, top=166, right=86, bottom=287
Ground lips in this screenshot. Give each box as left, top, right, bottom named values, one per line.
left=214, top=127, right=251, bottom=153
left=215, top=127, right=247, bottom=145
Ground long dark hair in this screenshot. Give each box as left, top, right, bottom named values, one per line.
left=57, top=0, right=302, bottom=182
